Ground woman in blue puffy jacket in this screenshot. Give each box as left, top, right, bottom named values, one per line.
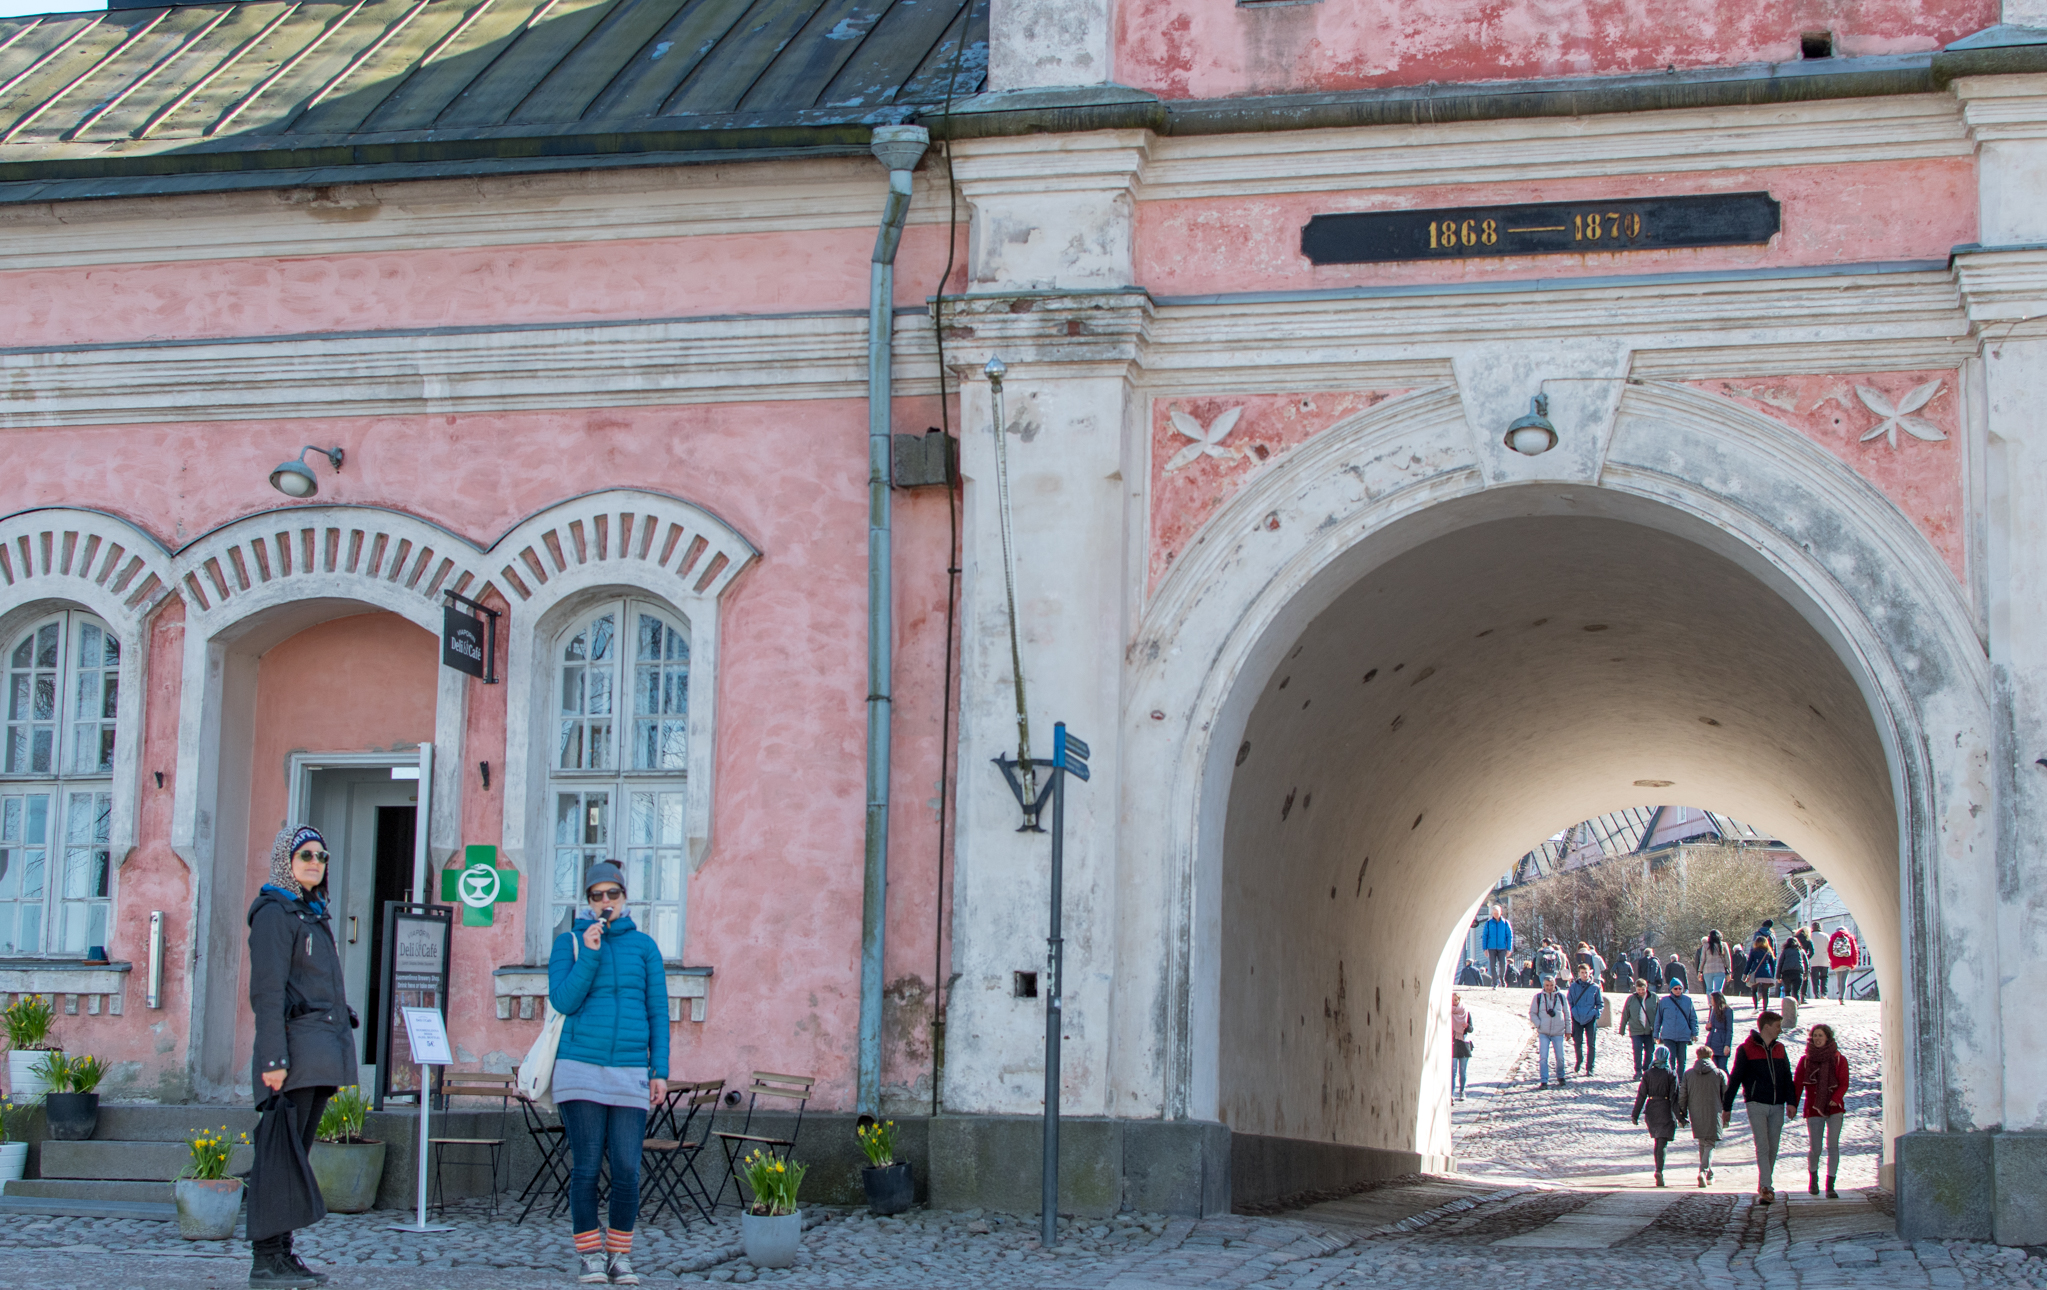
left=549, top=861, right=669, bottom=1286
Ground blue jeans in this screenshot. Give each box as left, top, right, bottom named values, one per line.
left=561, top=1099, right=648, bottom=1236
left=1537, top=1033, right=1568, bottom=1082
left=1451, top=1057, right=1469, bottom=1097
left=1704, top=972, right=1726, bottom=996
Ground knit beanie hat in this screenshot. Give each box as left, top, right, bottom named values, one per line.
left=269, top=824, right=325, bottom=898
left=583, top=860, right=627, bottom=899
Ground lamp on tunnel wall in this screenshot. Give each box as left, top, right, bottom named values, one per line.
left=1503, top=396, right=1559, bottom=456
left=269, top=445, right=345, bottom=497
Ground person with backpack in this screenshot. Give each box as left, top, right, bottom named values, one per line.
left=1796, top=1023, right=1851, bottom=1198
left=1632, top=1045, right=1681, bottom=1186
left=1698, top=930, right=1731, bottom=996
left=1676, top=1046, right=1730, bottom=1188
left=1450, top=992, right=1475, bottom=1101
left=1529, top=976, right=1573, bottom=1087
left=1536, top=939, right=1565, bottom=982
left=1635, top=946, right=1665, bottom=992
left=1567, top=964, right=1607, bottom=1076
left=1653, top=977, right=1700, bottom=1073
left=1617, top=978, right=1658, bottom=1076
left=1479, top=906, right=1514, bottom=991
left=1724, top=1010, right=1796, bottom=1203
left=1614, top=955, right=1636, bottom=995
left=1826, top=926, right=1860, bottom=1003
left=1776, top=932, right=1809, bottom=1005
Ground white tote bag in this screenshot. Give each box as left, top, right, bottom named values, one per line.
left=516, top=931, right=575, bottom=1107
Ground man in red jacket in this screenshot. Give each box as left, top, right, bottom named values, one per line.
left=1826, top=927, right=1860, bottom=1004
left=1723, top=1011, right=1795, bottom=1203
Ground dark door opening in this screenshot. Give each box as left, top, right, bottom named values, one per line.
left=360, top=805, right=416, bottom=1067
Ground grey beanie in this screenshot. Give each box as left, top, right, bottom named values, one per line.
left=583, top=860, right=627, bottom=898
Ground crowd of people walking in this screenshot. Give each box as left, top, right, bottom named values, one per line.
left=1454, top=908, right=1866, bottom=1203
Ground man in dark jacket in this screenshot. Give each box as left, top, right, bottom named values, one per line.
left=1457, top=960, right=1485, bottom=986
left=246, top=824, right=358, bottom=1289
left=1636, top=947, right=1665, bottom=991
left=1724, top=1011, right=1796, bottom=1201
left=1663, top=953, right=1690, bottom=994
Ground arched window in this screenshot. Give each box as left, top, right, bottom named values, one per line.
left=1, top=611, right=117, bottom=956
left=550, top=600, right=689, bottom=960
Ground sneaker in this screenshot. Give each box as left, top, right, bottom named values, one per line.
left=249, top=1252, right=321, bottom=1289
left=607, top=1254, right=641, bottom=1286
left=1697, top=1171, right=1707, bottom=1188
left=578, top=1253, right=611, bottom=1284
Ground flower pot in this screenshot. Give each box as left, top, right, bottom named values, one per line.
left=0, top=1141, right=27, bottom=1183
left=741, top=1209, right=803, bottom=1268
left=309, top=1140, right=385, bottom=1213
left=174, top=1178, right=244, bottom=1240
left=43, top=1091, right=98, bottom=1141
left=861, top=1161, right=914, bottom=1216
left=7, top=1049, right=61, bottom=1101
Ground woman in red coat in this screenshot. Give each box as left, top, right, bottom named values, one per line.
left=1795, top=1022, right=1851, bottom=1197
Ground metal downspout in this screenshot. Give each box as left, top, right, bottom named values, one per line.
left=860, top=123, right=930, bottom=1116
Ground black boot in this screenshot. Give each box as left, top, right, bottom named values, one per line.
left=1826, top=1175, right=1838, bottom=1199
left=281, top=1231, right=328, bottom=1285
left=249, top=1244, right=320, bottom=1289
left=1809, top=1170, right=1820, bottom=1196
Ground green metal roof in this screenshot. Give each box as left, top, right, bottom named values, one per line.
left=0, top=0, right=984, bottom=198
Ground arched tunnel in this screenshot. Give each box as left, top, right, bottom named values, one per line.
left=1214, top=505, right=1903, bottom=1186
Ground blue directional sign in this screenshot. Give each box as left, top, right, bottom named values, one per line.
left=1056, top=728, right=1090, bottom=782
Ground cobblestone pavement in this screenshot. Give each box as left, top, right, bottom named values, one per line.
left=2, top=991, right=2039, bottom=1288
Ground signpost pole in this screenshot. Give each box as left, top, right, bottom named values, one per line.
left=1041, top=735, right=1064, bottom=1249
left=388, top=1006, right=453, bottom=1234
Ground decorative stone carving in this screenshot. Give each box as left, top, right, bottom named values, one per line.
left=1856, top=381, right=1947, bottom=449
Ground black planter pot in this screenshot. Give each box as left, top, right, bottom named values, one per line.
left=861, top=1161, right=914, bottom=1216
left=44, top=1091, right=99, bottom=1141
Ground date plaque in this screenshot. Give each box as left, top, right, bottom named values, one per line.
left=1301, top=192, right=1781, bottom=265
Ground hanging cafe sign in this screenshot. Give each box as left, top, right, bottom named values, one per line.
left=1300, top=192, right=1781, bottom=265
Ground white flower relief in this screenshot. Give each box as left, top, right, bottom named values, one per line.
left=1856, top=381, right=1946, bottom=450
left=1164, top=407, right=1244, bottom=472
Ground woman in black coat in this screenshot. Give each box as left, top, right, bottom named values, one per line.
left=246, top=824, right=358, bottom=1289
left=1632, top=1045, right=1681, bottom=1187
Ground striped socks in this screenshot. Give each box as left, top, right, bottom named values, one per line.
left=573, top=1230, right=604, bottom=1257
left=605, top=1228, right=634, bottom=1256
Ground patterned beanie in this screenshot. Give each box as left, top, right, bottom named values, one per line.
left=269, top=824, right=325, bottom=898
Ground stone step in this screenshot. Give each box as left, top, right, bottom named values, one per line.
left=0, top=1194, right=178, bottom=1221
left=39, top=1139, right=253, bottom=1181
left=6, top=1178, right=178, bottom=1203
left=89, top=1104, right=261, bottom=1143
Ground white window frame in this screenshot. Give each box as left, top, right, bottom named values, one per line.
left=545, top=599, right=692, bottom=962
left=1, top=610, right=119, bottom=958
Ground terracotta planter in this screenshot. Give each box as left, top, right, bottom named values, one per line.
left=174, top=1178, right=244, bottom=1240
left=309, top=1140, right=385, bottom=1213
left=741, top=1210, right=803, bottom=1268
left=0, top=1140, right=26, bottom=1182
left=7, top=1049, right=61, bottom=1101
left=861, top=1161, right=914, bottom=1215
left=43, top=1091, right=98, bottom=1141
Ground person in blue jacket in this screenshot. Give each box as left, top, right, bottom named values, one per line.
left=1479, top=906, right=1514, bottom=991
left=1653, top=977, right=1701, bottom=1073
left=1566, top=964, right=1607, bottom=1076
left=549, top=861, right=669, bottom=1286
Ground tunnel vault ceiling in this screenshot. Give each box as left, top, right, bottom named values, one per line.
left=1218, top=512, right=1895, bottom=1154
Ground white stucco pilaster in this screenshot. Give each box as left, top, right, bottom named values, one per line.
left=987, top=0, right=1116, bottom=90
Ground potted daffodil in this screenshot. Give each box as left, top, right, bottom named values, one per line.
left=739, top=1149, right=807, bottom=1268
left=310, top=1086, right=385, bottom=1212
left=175, top=1125, right=249, bottom=1240
left=855, top=1117, right=913, bottom=1215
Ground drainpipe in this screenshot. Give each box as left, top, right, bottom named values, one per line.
left=859, top=123, right=931, bottom=1117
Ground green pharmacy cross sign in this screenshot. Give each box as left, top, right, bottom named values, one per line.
left=441, top=845, right=519, bottom=927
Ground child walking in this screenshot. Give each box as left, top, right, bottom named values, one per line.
left=1676, top=1045, right=1730, bottom=1187
left=1632, top=1045, right=1680, bottom=1186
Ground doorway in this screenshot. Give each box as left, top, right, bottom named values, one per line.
left=302, top=765, right=419, bottom=1081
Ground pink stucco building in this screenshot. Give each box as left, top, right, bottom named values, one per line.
left=5, top=0, right=2047, bottom=1240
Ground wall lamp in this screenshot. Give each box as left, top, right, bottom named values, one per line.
left=270, top=445, right=345, bottom=498
left=1503, top=396, right=1558, bottom=456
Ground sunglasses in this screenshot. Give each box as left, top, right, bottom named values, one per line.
left=294, top=849, right=331, bottom=864
left=588, top=887, right=627, bottom=902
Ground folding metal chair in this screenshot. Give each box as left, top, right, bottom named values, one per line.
left=713, top=1072, right=813, bottom=1213
left=640, top=1079, right=724, bottom=1227
left=429, top=1071, right=513, bottom=1216
left=514, top=1093, right=571, bottom=1225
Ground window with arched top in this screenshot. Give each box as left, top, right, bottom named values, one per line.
left=1, top=611, right=117, bottom=956
left=549, top=600, right=690, bottom=960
